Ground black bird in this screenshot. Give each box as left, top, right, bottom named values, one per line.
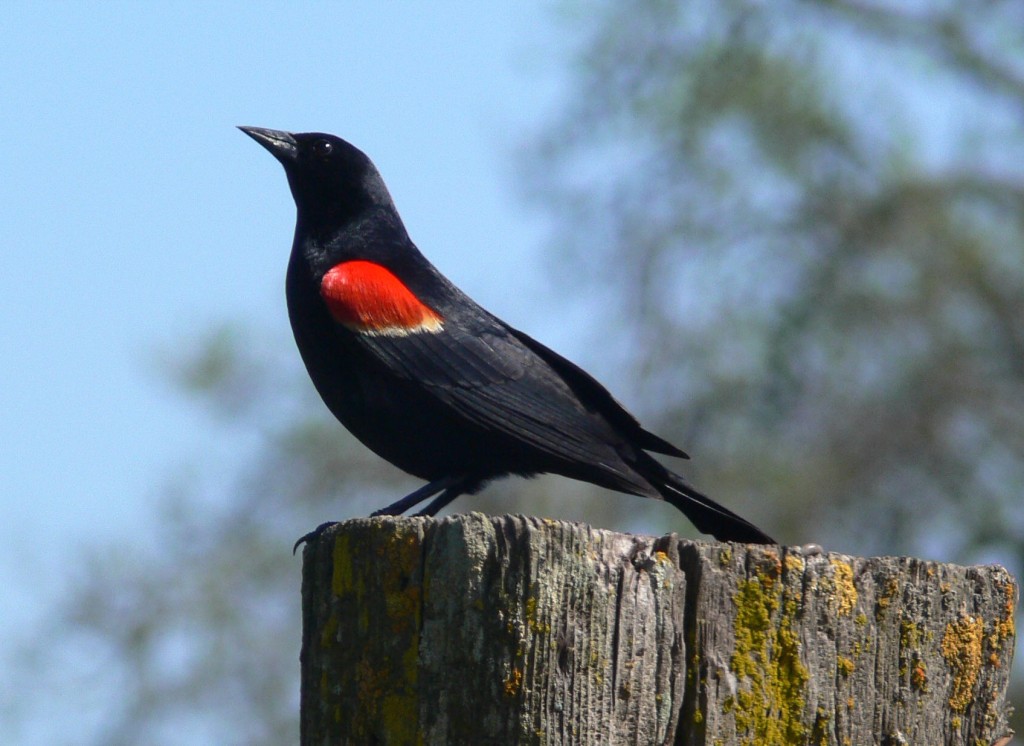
left=240, top=127, right=775, bottom=544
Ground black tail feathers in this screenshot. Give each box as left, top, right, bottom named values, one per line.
left=657, top=472, right=776, bottom=545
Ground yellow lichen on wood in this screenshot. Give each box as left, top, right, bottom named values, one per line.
left=784, top=554, right=805, bottom=575
left=331, top=533, right=355, bottom=596
left=829, top=559, right=857, bottom=617
left=942, top=616, right=984, bottom=712
left=380, top=530, right=423, bottom=636
left=988, top=575, right=1017, bottom=654
left=504, top=666, right=523, bottom=697
left=911, top=662, right=928, bottom=692
left=329, top=524, right=424, bottom=744
left=875, top=576, right=900, bottom=617
left=302, top=516, right=1017, bottom=745
left=730, top=559, right=810, bottom=746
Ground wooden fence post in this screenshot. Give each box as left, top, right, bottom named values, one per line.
left=299, top=513, right=1016, bottom=745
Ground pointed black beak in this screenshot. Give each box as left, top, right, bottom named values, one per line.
left=238, top=126, right=298, bottom=163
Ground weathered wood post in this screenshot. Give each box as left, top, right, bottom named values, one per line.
left=299, top=513, right=1016, bottom=745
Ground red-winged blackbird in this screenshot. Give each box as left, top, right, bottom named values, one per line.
left=240, top=127, right=775, bottom=544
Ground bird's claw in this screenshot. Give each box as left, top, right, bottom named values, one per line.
left=293, top=521, right=340, bottom=554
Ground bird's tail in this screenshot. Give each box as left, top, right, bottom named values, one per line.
left=654, top=469, right=776, bottom=545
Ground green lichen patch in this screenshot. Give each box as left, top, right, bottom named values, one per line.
left=328, top=523, right=425, bottom=744
left=718, top=547, right=733, bottom=566
left=730, top=571, right=810, bottom=745
left=784, top=554, right=805, bottom=575
left=331, top=533, right=356, bottom=596
left=811, top=706, right=831, bottom=746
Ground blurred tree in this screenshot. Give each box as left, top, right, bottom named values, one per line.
left=527, top=2, right=1024, bottom=730
left=8, top=326, right=600, bottom=745
left=11, top=327, right=415, bottom=744
left=528, top=0, right=1024, bottom=563
left=9, top=1, right=1024, bottom=742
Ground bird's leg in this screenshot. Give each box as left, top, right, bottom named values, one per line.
left=296, top=477, right=466, bottom=553
left=371, top=476, right=462, bottom=516
left=412, top=486, right=464, bottom=517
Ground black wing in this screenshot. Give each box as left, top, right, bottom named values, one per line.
left=351, top=319, right=655, bottom=491
left=505, top=327, right=688, bottom=459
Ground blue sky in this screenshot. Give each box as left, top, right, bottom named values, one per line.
left=1, top=2, right=568, bottom=663
left=5, top=5, right=1022, bottom=741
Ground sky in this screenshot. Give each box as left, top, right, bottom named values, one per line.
left=0, top=0, right=571, bottom=708
left=4, top=4, right=1023, bottom=743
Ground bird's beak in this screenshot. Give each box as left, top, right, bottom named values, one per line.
left=238, top=126, right=298, bottom=163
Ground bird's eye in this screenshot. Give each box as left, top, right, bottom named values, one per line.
left=313, top=139, right=333, bottom=158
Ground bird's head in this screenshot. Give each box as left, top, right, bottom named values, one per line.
left=239, top=127, right=396, bottom=232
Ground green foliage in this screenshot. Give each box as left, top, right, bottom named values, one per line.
left=10, top=327, right=418, bottom=745
left=532, top=3, right=1024, bottom=730
left=11, top=3, right=1024, bottom=741
left=529, top=0, right=1024, bottom=563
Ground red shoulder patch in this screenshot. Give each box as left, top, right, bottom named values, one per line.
left=320, top=261, right=444, bottom=336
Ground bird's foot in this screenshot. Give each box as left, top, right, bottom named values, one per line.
left=293, top=521, right=340, bottom=554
